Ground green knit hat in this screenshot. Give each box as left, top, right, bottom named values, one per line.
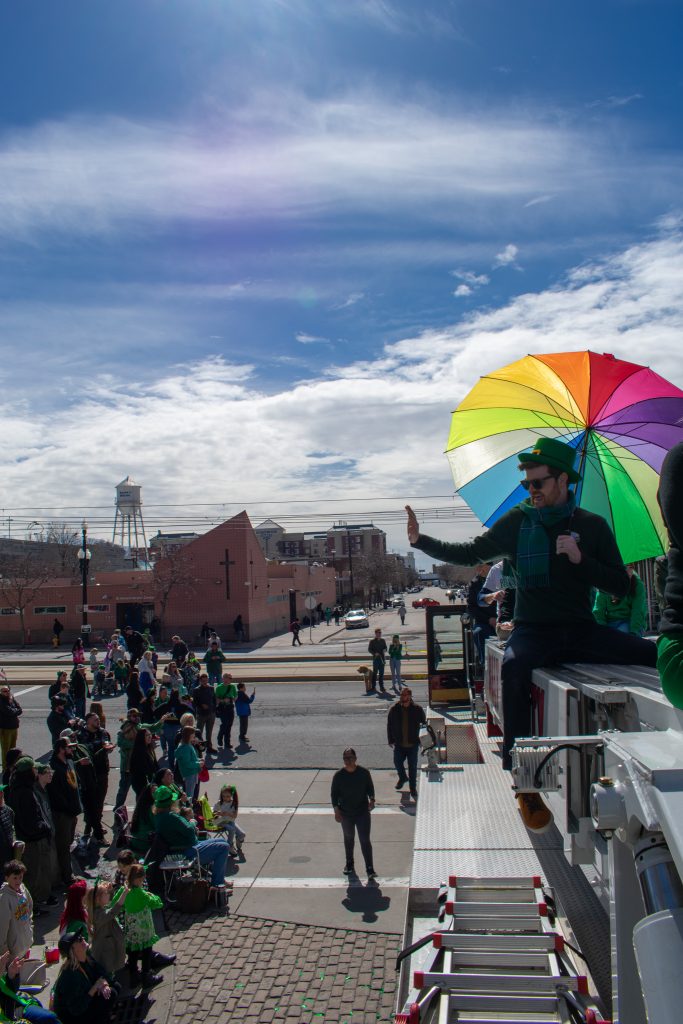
left=13, top=756, right=36, bottom=774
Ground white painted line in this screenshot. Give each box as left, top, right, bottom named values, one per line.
left=13, top=685, right=41, bottom=698
left=231, top=876, right=409, bottom=888
left=103, top=804, right=408, bottom=816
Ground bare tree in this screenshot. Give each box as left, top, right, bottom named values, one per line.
left=152, top=548, right=198, bottom=638
left=354, top=552, right=400, bottom=603
left=0, top=549, right=53, bottom=647
left=434, top=563, right=473, bottom=585
left=44, top=521, right=81, bottom=576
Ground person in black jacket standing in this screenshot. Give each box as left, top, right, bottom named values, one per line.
left=6, top=758, right=54, bottom=908
left=170, top=635, right=189, bottom=668
left=0, top=687, right=22, bottom=770
left=330, top=748, right=376, bottom=880
left=48, top=738, right=83, bottom=885
left=78, top=714, right=113, bottom=843
left=0, top=784, right=17, bottom=873
left=124, top=627, right=146, bottom=669
left=386, top=688, right=426, bottom=800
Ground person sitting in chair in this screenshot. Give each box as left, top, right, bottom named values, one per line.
left=151, top=786, right=230, bottom=888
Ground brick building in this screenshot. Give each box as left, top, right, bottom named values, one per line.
left=0, top=512, right=336, bottom=645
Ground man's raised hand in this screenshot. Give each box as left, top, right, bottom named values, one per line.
left=405, top=505, right=419, bottom=545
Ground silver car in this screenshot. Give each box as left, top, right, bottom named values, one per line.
left=344, top=608, right=369, bottom=629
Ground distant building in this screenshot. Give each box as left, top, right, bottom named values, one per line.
left=149, top=530, right=200, bottom=554
left=255, top=520, right=387, bottom=566
left=254, top=519, right=285, bottom=559
left=0, top=512, right=335, bottom=644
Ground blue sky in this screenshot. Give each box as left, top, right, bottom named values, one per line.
left=1, top=0, right=682, bottom=562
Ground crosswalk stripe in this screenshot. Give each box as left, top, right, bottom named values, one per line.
left=231, top=876, right=409, bottom=888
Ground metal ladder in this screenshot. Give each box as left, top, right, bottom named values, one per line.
left=396, top=876, right=611, bottom=1023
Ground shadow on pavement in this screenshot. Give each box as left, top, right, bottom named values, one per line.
left=341, top=882, right=391, bottom=923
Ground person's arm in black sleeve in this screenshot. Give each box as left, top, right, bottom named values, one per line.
left=412, top=510, right=519, bottom=568
left=365, top=769, right=375, bottom=804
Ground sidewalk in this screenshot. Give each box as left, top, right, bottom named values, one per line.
left=167, top=912, right=398, bottom=1024
left=33, top=765, right=413, bottom=1024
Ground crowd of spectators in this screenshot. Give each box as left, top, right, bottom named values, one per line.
left=0, top=628, right=256, bottom=1023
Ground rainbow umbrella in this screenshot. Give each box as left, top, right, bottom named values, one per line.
left=445, top=351, right=683, bottom=562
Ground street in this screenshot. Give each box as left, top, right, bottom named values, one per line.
left=3, top=587, right=446, bottom=768
left=11, top=677, right=431, bottom=770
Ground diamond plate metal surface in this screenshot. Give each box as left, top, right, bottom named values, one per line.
left=415, top=765, right=562, bottom=851
left=410, top=849, right=546, bottom=886
left=444, top=722, right=482, bottom=763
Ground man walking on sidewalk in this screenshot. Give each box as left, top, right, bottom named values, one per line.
left=331, top=748, right=376, bottom=880
left=387, top=688, right=425, bottom=800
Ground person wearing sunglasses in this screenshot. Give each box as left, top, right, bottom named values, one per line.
left=406, top=436, right=657, bottom=832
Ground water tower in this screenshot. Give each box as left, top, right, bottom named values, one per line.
left=113, top=476, right=149, bottom=566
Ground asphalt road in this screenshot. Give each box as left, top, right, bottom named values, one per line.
left=10, top=677, right=432, bottom=771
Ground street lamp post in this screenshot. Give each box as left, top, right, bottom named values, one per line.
left=77, top=520, right=91, bottom=647
left=346, top=527, right=355, bottom=604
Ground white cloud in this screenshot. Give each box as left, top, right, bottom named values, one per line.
left=524, top=195, right=555, bottom=209
left=0, top=90, right=678, bottom=244
left=1, top=231, right=682, bottom=556
left=331, top=292, right=365, bottom=310
left=587, top=94, right=643, bottom=109
left=296, top=332, right=329, bottom=344
left=452, top=270, right=489, bottom=297
left=494, top=243, right=519, bottom=267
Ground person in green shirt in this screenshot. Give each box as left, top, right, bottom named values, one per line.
left=388, top=635, right=404, bottom=691
left=406, top=436, right=657, bottom=832
left=203, top=642, right=226, bottom=685
left=152, top=785, right=230, bottom=886
left=593, top=565, right=648, bottom=635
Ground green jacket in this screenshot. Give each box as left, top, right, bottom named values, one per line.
left=593, top=573, right=648, bottom=634
left=154, top=809, right=198, bottom=853
left=413, top=504, right=629, bottom=626
left=175, top=742, right=200, bottom=781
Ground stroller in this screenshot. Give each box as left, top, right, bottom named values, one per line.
left=92, top=666, right=117, bottom=698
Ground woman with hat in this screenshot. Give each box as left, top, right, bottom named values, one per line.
left=52, top=928, right=117, bottom=1024
left=152, top=785, right=230, bottom=888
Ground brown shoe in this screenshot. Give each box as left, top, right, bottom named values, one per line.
left=516, top=792, right=553, bottom=833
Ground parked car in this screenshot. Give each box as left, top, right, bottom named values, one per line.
left=391, top=595, right=405, bottom=607
left=344, top=608, right=370, bottom=629
left=412, top=597, right=440, bottom=609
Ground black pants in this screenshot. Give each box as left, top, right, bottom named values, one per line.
left=238, top=715, right=249, bottom=741
left=501, top=621, right=657, bottom=770
left=53, top=811, right=77, bottom=884
left=128, top=946, right=152, bottom=975
left=339, top=810, right=373, bottom=871
left=217, top=706, right=234, bottom=747
left=292, top=631, right=302, bottom=646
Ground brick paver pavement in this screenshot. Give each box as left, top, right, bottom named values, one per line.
left=167, top=911, right=400, bottom=1024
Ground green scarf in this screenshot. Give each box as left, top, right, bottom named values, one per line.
left=514, top=493, right=576, bottom=588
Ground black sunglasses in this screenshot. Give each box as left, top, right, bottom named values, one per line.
left=521, top=475, right=555, bottom=491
